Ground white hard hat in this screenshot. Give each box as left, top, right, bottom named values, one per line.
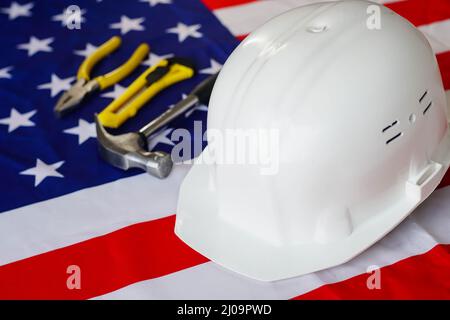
left=175, top=0, right=450, bottom=281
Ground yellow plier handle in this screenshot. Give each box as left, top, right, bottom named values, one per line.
left=98, top=58, right=195, bottom=128
left=77, top=36, right=150, bottom=90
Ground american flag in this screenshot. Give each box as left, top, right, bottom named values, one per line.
left=0, top=0, right=449, bottom=299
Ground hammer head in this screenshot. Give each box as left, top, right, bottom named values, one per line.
left=95, top=115, right=173, bottom=179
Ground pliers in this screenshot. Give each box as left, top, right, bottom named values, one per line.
left=55, top=36, right=149, bottom=117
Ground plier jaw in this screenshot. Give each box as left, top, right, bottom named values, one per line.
left=53, top=36, right=150, bottom=117
left=54, top=78, right=99, bottom=117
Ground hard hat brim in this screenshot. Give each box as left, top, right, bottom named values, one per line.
left=175, top=133, right=450, bottom=281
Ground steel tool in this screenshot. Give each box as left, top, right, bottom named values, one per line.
left=95, top=74, right=218, bottom=178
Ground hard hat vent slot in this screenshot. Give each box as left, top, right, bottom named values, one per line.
left=419, top=90, right=433, bottom=115
left=382, top=120, right=398, bottom=133
left=423, top=101, right=433, bottom=115
left=382, top=120, right=402, bottom=144
left=419, top=90, right=428, bottom=103
left=386, top=132, right=402, bottom=145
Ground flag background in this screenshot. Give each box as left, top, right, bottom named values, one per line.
left=0, top=0, right=449, bottom=299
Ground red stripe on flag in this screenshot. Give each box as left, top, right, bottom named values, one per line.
left=437, top=51, right=450, bottom=91
left=1, top=182, right=450, bottom=299
left=236, top=34, right=248, bottom=41
left=201, top=0, right=257, bottom=10
left=436, top=51, right=450, bottom=193
left=0, top=215, right=207, bottom=300
left=386, top=0, right=450, bottom=26
left=1, top=213, right=448, bottom=300
left=439, top=169, right=450, bottom=189
left=293, top=244, right=450, bottom=300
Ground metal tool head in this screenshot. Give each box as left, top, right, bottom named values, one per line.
left=95, top=115, right=173, bottom=179
left=55, top=78, right=99, bottom=117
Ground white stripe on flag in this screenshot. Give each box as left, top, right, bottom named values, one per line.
left=419, top=19, right=450, bottom=55
left=96, top=184, right=450, bottom=300
left=0, top=164, right=190, bottom=266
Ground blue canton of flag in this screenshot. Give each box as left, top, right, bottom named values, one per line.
left=0, top=0, right=238, bottom=212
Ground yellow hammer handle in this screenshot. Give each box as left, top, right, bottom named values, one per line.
left=96, top=43, right=150, bottom=90
left=77, top=36, right=122, bottom=81
left=98, top=60, right=194, bottom=128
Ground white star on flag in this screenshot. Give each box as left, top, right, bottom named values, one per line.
left=200, top=59, right=222, bottom=75
left=74, top=43, right=98, bottom=58
left=101, top=84, right=126, bottom=99
left=20, top=159, right=64, bottom=187
left=52, top=7, right=86, bottom=27
left=1, top=1, right=33, bottom=20
left=0, top=66, right=13, bottom=79
left=0, top=108, right=36, bottom=133
left=110, top=15, right=145, bottom=35
left=63, top=119, right=96, bottom=145
left=148, top=128, right=175, bottom=150
left=166, top=22, right=202, bottom=42
left=140, top=0, right=172, bottom=6
left=37, top=74, right=75, bottom=97
left=142, top=52, right=174, bottom=67
left=17, top=36, right=53, bottom=56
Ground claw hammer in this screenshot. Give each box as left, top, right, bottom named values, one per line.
left=95, top=74, right=218, bottom=178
